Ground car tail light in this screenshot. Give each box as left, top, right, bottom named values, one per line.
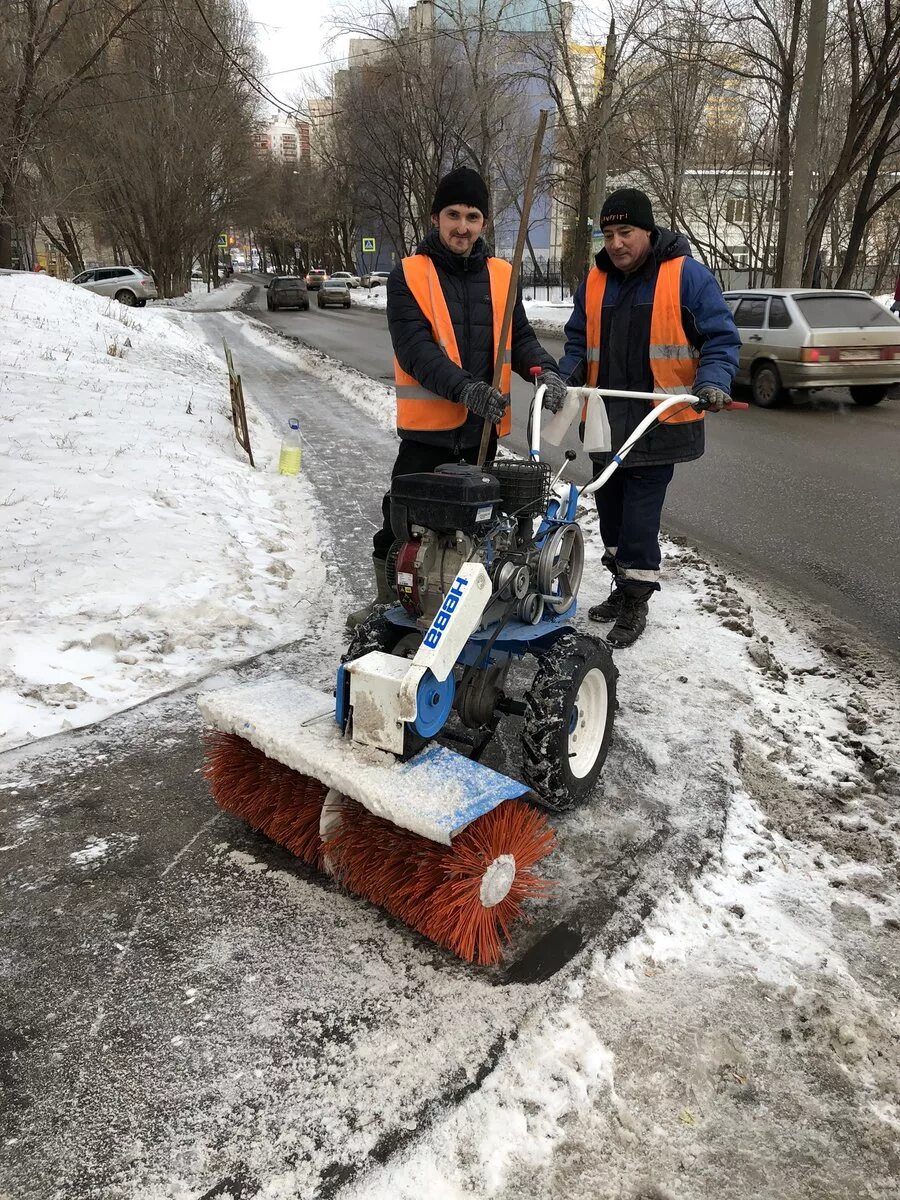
left=880, top=346, right=900, bottom=360
left=801, top=347, right=839, bottom=362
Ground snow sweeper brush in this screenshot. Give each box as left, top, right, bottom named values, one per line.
left=201, top=383, right=746, bottom=965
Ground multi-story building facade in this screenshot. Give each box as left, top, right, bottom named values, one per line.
left=253, top=117, right=311, bottom=166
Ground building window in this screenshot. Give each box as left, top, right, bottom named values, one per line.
left=725, top=197, right=748, bottom=225
left=726, top=243, right=750, bottom=269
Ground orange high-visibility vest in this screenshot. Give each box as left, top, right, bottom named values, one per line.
left=584, top=257, right=702, bottom=425
left=393, top=255, right=513, bottom=437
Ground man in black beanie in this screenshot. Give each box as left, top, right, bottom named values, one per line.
left=559, top=187, right=740, bottom=648
left=347, top=165, right=565, bottom=628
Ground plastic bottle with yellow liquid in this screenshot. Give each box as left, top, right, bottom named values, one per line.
left=278, top=417, right=302, bottom=476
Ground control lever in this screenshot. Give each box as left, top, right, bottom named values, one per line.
left=550, top=449, right=577, bottom=488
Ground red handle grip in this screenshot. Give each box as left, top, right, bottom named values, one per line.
left=724, top=401, right=749, bottom=410
left=530, top=366, right=543, bottom=378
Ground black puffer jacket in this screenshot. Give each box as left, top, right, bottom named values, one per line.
left=387, top=228, right=556, bottom=446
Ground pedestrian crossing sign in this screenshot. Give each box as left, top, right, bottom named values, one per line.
left=362, top=237, right=376, bottom=253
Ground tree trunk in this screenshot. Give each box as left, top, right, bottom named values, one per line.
left=588, top=19, right=617, bottom=271
left=835, top=155, right=885, bottom=287
left=781, top=0, right=828, bottom=287
left=567, top=150, right=593, bottom=293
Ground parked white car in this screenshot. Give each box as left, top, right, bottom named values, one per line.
left=72, top=265, right=157, bottom=307
left=330, top=271, right=361, bottom=289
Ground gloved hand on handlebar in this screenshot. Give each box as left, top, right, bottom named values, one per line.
left=459, top=380, right=507, bottom=424
left=537, top=370, right=567, bottom=414
left=696, top=385, right=731, bottom=412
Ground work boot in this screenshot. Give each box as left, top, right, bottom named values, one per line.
left=588, top=587, right=624, bottom=623
left=346, top=557, right=391, bottom=629
left=605, top=593, right=649, bottom=649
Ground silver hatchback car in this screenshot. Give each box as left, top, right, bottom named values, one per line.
left=72, top=265, right=158, bottom=307
left=724, top=288, right=900, bottom=407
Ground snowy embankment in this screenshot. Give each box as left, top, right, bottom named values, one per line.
left=0, top=274, right=326, bottom=751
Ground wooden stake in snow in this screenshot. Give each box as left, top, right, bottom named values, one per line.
left=222, top=338, right=255, bottom=468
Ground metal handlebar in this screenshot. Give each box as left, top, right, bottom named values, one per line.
left=527, top=384, right=747, bottom=500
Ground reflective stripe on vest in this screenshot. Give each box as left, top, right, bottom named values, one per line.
left=393, top=255, right=513, bottom=436
left=583, top=257, right=702, bottom=425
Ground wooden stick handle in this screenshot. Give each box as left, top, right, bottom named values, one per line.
left=477, top=108, right=549, bottom=467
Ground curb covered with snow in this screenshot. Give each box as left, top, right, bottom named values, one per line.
left=0, top=274, right=327, bottom=750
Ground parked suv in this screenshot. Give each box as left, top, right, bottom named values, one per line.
left=724, top=288, right=900, bottom=407
left=266, top=276, right=309, bottom=311
left=72, top=265, right=157, bottom=306
left=305, top=268, right=327, bottom=290
left=361, top=270, right=390, bottom=288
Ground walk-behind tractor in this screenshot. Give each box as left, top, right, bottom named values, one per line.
left=201, top=383, right=744, bottom=964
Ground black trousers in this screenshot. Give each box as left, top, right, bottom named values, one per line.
left=592, top=463, right=675, bottom=595
left=372, top=433, right=498, bottom=561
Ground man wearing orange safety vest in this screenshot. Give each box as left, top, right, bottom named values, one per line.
left=559, top=189, right=740, bottom=648
left=348, top=166, right=563, bottom=628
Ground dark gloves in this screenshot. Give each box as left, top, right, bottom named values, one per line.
left=538, top=370, right=567, bottom=414
left=695, top=385, right=731, bottom=412
left=459, top=380, right=507, bottom=424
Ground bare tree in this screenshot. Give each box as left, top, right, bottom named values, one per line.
left=0, top=0, right=153, bottom=268
left=62, top=0, right=261, bottom=295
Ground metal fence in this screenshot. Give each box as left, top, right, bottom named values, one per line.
left=519, top=258, right=570, bottom=302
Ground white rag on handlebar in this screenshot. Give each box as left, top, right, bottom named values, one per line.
left=534, top=386, right=612, bottom=453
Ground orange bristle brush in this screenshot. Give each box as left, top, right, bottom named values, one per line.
left=203, top=732, right=327, bottom=869
left=323, top=797, right=555, bottom=965
left=202, top=732, right=555, bottom=965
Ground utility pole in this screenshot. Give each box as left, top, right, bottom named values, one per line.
left=588, top=17, right=617, bottom=269
left=781, top=0, right=827, bottom=287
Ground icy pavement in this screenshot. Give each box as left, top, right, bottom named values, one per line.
left=1, top=298, right=899, bottom=1199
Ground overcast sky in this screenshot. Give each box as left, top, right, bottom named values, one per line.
left=245, top=0, right=350, bottom=108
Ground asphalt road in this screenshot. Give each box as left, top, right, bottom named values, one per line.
left=243, top=275, right=900, bottom=656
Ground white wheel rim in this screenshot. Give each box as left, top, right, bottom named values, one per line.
left=319, top=788, right=343, bottom=876
left=567, top=668, right=608, bottom=779
left=479, top=854, right=516, bottom=908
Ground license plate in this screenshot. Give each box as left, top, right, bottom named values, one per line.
left=839, top=349, right=879, bottom=361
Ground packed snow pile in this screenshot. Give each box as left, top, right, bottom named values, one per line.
left=152, top=276, right=252, bottom=312
left=351, top=287, right=388, bottom=312
left=0, top=273, right=327, bottom=750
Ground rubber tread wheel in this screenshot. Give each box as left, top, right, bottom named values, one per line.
left=521, top=631, right=617, bottom=812
left=849, top=385, right=886, bottom=406
left=115, top=289, right=136, bottom=306
left=751, top=362, right=784, bottom=408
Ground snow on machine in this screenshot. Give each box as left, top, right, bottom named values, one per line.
left=200, top=381, right=745, bottom=964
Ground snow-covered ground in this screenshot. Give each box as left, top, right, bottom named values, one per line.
left=2, top=282, right=899, bottom=1199
left=151, top=276, right=252, bottom=311
left=0, top=274, right=327, bottom=750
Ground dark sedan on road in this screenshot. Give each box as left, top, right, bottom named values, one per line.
left=317, top=279, right=351, bottom=309
left=266, top=276, right=309, bottom=312
left=724, top=288, right=900, bottom=407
